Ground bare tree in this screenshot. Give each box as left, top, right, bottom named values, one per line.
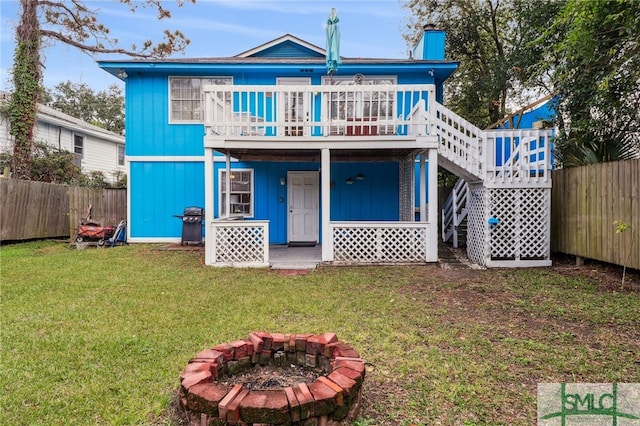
left=7, top=0, right=194, bottom=179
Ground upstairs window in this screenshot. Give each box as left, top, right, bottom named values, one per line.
left=322, top=75, right=396, bottom=119
left=218, top=169, right=254, bottom=217
left=170, top=77, right=232, bottom=122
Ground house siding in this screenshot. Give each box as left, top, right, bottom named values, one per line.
left=129, top=161, right=205, bottom=238
left=0, top=104, right=125, bottom=182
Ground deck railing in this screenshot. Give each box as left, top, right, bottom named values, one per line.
left=203, top=84, right=433, bottom=138
left=484, top=129, right=553, bottom=187
left=441, top=178, right=469, bottom=248
left=203, top=83, right=553, bottom=187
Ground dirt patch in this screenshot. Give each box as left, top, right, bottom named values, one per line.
left=550, top=254, right=640, bottom=293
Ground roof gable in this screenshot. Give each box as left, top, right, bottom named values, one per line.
left=235, top=34, right=326, bottom=59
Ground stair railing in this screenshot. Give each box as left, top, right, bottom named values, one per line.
left=441, top=177, right=469, bottom=248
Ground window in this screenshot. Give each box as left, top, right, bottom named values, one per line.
left=170, top=77, right=232, bottom=122
left=219, top=169, right=254, bottom=217
left=322, top=76, right=396, bottom=120
left=73, top=134, right=84, bottom=157
left=72, top=135, right=84, bottom=167
left=117, top=144, right=125, bottom=166
left=322, top=76, right=396, bottom=135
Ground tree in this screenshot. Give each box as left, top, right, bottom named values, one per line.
left=0, top=141, right=83, bottom=184
left=7, top=0, right=194, bottom=180
left=550, top=0, right=640, bottom=167
left=45, top=81, right=125, bottom=134
left=403, top=0, right=564, bottom=128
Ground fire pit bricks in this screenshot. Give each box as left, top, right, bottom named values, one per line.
left=179, top=332, right=365, bottom=425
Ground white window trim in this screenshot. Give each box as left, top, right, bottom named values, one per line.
left=218, top=168, right=254, bottom=218
left=320, top=75, right=398, bottom=129
left=117, top=144, right=125, bottom=166
left=73, top=133, right=84, bottom=158
left=168, top=76, right=233, bottom=124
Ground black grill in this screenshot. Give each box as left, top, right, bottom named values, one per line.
left=175, top=206, right=204, bottom=245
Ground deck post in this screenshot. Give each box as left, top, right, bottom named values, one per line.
left=204, top=147, right=214, bottom=265
left=427, top=147, right=439, bottom=259
left=321, top=148, right=333, bottom=261
left=419, top=150, right=427, bottom=222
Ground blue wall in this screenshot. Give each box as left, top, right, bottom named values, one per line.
left=120, top=58, right=451, bottom=242
left=213, top=161, right=400, bottom=244
left=129, top=161, right=205, bottom=238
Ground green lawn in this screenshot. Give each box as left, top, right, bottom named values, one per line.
left=1, top=241, right=638, bottom=425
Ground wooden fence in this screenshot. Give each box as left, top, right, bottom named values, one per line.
left=551, top=159, right=639, bottom=270
left=0, top=178, right=126, bottom=241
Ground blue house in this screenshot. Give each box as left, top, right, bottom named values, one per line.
left=99, top=26, right=554, bottom=268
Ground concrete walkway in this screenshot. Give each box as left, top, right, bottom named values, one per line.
left=269, top=244, right=322, bottom=270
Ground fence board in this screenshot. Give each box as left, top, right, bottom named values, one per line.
left=551, top=159, right=639, bottom=270
left=0, top=178, right=126, bottom=241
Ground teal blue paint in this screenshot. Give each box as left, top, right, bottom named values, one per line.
left=248, top=41, right=324, bottom=58
left=129, top=161, right=204, bottom=238
left=126, top=74, right=205, bottom=156
left=414, top=30, right=446, bottom=61
left=211, top=161, right=400, bottom=244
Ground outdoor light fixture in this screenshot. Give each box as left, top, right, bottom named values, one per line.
left=280, top=177, right=286, bottom=186
left=345, top=177, right=354, bottom=185
left=118, top=69, right=128, bottom=79
left=428, top=69, right=434, bottom=77
left=355, top=173, right=365, bottom=181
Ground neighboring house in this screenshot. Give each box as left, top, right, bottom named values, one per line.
left=99, top=27, right=554, bottom=268
left=0, top=92, right=125, bottom=183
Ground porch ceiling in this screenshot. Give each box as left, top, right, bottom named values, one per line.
left=222, top=148, right=421, bottom=162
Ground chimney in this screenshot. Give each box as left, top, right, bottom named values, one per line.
left=412, top=23, right=445, bottom=61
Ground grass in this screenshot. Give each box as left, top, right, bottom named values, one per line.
left=1, top=241, right=639, bottom=425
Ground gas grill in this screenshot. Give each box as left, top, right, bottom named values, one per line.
left=174, top=206, right=204, bottom=245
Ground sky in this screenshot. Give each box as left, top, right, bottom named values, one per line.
left=0, top=0, right=414, bottom=93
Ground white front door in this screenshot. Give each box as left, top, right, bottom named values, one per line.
left=288, top=171, right=319, bottom=243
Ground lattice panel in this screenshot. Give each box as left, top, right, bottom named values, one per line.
left=333, top=226, right=428, bottom=263
left=215, top=225, right=266, bottom=263
left=489, top=189, right=519, bottom=260
left=466, top=184, right=488, bottom=266
left=399, top=154, right=415, bottom=221
left=488, top=188, right=551, bottom=261
left=517, top=188, right=550, bottom=259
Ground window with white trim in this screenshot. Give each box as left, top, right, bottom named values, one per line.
left=73, top=134, right=84, bottom=157
left=72, top=134, right=84, bottom=168
left=169, top=77, right=232, bottom=122
left=219, top=169, right=254, bottom=217
left=117, top=144, right=125, bottom=166
left=322, top=76, right=396, bottom=135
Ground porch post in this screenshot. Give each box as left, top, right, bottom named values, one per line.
left=225, top=150, right=231, bottom=218
left=419, top=150, right=427, bottom=222
left=427, top=147, right=439, bottom=258
left=321, top=148, right=333, bottom=261
left=204, top=147, right=214, bottom=265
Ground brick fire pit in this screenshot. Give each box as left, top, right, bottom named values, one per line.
left=179, top=332, right=365, bottom=425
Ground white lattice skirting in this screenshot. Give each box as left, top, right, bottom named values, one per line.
left=466, top=186, right=551, bottom=268
left=331, top=222, right=435, bottom=263
left=208, top=221, right=269, bottom=267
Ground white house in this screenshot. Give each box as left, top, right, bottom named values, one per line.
left=0, top=92, right=125, bottom=183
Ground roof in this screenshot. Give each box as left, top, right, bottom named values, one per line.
left=235, top=34, right=326, bottom=58
left=98, top=33, right=458, bottom=82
